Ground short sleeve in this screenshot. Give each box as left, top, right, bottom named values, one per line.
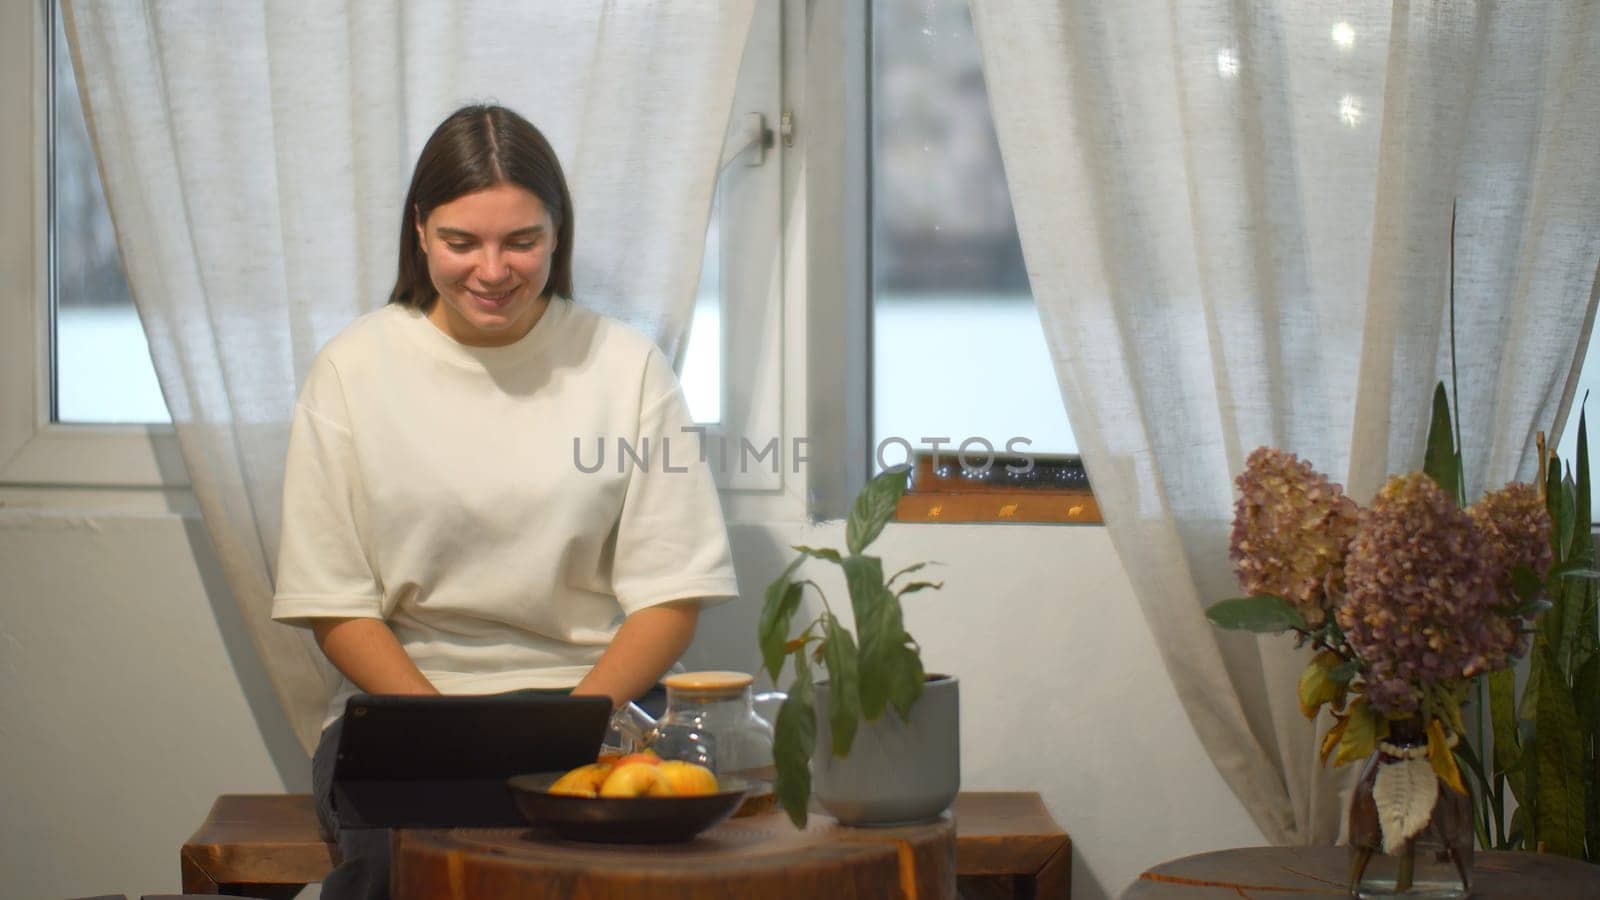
left=271, top=354, right=384, bottom=626
left=610, top=348, right=741, bottom=615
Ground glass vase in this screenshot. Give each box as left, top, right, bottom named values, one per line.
left=1346, top=719, right=1474, bottom=899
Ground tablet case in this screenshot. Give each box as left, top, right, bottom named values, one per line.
left=331, top=692, right=613, bottom=828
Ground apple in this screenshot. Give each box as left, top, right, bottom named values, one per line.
left=547, top=762, right=614, bottom=797
left=657, top=760, right=719, bottom=796
left=613, top=749, right=661, bottom=768
left=599, top=762, right=675, bottom=797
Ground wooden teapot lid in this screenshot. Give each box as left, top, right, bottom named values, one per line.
left=662, top=670, right=754, bottom=693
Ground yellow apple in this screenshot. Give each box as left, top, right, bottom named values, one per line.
left=547, top=762, right=614, bottom=797
left=657, top=760, right=719, bottom=796
left=599, top=762, right=675, bottom=797
left=613, top=749, right=661, bottom=768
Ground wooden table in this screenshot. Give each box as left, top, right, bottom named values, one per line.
left=395, top=811, right=956, bottom=899
left=181, top=791, right=1069, bottom=898
left=1122, top=846, right=1600, bottom=898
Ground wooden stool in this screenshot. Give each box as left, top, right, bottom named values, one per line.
left=182, top=791, right=1070, bottom=898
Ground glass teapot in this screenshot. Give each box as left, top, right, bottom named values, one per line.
left=605, top=671, right=783, bottom=783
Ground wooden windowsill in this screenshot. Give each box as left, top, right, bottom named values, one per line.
left=894, top=452, right=1103, bottom=524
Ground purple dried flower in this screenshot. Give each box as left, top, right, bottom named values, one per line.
left=1338, top=473, right=1520, bottom=718
left=1230, top=447, right=1359, bottom=628
left=1469, top=482, right=1553, bottom=590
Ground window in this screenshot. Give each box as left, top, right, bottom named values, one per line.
left=868, top=0, right=1093, bottom=523
left=1556, top=335, right=1600, bottom=520
left=0, top=0, right=185, bottom=487
left=4, top=0, right=778, bottom=494
left=49, top=0, right=167, bottom=425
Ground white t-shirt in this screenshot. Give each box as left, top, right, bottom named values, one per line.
left=271, top=298, right=739, bottom=726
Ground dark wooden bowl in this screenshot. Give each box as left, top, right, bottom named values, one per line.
left=506, top=772, right=750, bottom=843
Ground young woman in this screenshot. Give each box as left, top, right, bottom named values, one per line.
left=272, top=105, right=738, bottom=900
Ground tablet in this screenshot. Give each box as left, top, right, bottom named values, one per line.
left=331, top=692, right=613, bottom=828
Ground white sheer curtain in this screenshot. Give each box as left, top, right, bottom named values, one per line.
left=972, top=0, right=1600, bottom=844
left=62, top=0, right=754, bottom=753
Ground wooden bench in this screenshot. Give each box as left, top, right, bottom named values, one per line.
left=183, top=791, right=1070, bottom=898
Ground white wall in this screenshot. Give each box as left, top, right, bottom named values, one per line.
left=0, top=501, right=1262, bottom=900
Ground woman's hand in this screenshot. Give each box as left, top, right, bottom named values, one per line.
left=310, top=617, right=439, bottom=695
left=572, top=600, right=701, bottom=708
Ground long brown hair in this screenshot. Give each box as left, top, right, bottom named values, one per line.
left=389, top=105, right=575, bottom=308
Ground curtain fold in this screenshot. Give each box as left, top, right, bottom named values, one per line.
left=62, top=0, right=755, bottom=753
left=972, top=0, right=1600, bottom=844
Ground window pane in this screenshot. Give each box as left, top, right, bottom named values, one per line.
left=51, top=0, right=169, bottom=424
left=1556, top=335, right=1600, bottom=521
left=681, top=192, right=722, bottom=425
left=870, top=0, right=1077, bottom=468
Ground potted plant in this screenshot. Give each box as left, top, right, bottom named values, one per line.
left=759, top=466, right=959, bottom=827
left=1206, top=383, right=1591, bottom=895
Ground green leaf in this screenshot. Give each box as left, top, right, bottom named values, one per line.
left=772, top=656, right=816, bottom=828
left=846, top=467, right=910, bottom=555
left=1488, top=668, right=1525, bottom=807
left=1423, top=382, right=1462, bottom=506
left=1512, top=565, right=1545, bottom=602
left=843, top=555, right=897, bottom=719
left=886, top=561, right=930, bottom=589
left=1574, top=653, right=1599, bottom=750
left=1327, top=660, right=1360, bottom=684
left=1509, top=805, right=1531, bottom=851
left=758, top=555, right=808, bottom=683
left=792, top=544, right=843, bottom=564
left=1533, top=647, right=1587, bottom=857
left=1551, top=466, right=1576, bottom=567
left=886, top=643, right=926, bottom=720
left=822, top=615, right=861, bottom=757
left=1204, top=595, right=1308, bottom=633
left=1569, top=403, right=1590, bottom=560
left=894, top=580, right=944, bottom=598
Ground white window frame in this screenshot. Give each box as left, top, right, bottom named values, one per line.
left=756, top=0, right=872, bottom=523
left=0, top=0, right=186, bottom=490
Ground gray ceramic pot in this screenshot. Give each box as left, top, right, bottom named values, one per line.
left=812, top=674, right=960, bottom=826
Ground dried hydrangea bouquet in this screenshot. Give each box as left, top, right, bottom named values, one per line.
left=1207, top=385, right=1562, bottom=898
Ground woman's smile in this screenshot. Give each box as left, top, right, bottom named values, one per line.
left=418, top=182, right=557, bottom=346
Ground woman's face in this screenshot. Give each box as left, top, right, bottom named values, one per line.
left=416, top=182, right=558, bottom=347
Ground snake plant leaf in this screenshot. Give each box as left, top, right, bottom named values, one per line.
left=846, top=467, right=909, bottom=555
left=1533, top=646, right=1587, bottom=858
left=822, top=615, right=862, bottom=757
left=1374, top=757, right=1441, bottom=854
left=1508, top=805, right=1531, bottom=850
left=1569, top=403, right=1590, bottom=559
left=1549, top=462, right=1575, bottom=572
left=1488, top=667, right=1523, bottom=799
left=1423, top=382, right=1463, bottom=506
left=1205, top=595, right=1308, bottom=633
left=773, top=656, right=817, bottom=828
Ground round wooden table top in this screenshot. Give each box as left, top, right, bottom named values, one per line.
left=392, top=809, right=956, bottom=900
left=1122, top=846, right=1600, bottom=898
